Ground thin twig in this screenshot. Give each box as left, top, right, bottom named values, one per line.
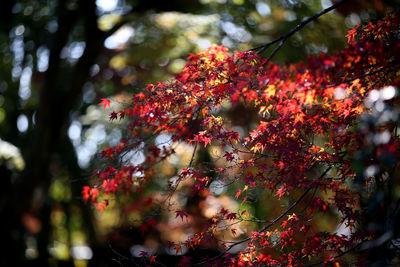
left=250, top=0, right=350, bottom=61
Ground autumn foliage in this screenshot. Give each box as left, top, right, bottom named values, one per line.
left=84, top=12, right=400, bottom=266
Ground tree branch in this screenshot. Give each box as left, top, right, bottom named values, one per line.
left=250, top=0, right=350, bottom=61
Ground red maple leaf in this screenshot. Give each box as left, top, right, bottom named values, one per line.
left=224, top=152, right=235, bottom=162
left=226, top=213, right=237, bottom=220
left=98, top=98, right=111, bottom=111
left=144, top=197, right=152, bottom=206
left=135, top=92, right=146, bottom=100
left=275, top=186, right=286, bottom=199
left=96, top=202, right=105, bottom=213
left=231, top=228, right=237, bottom=236
left=174, top=244, right=182, bottom=255
left=166, top=241, right=174, bottom=249
left=139, top=223, right=148, bottom=235
left=146, top=218, right=157, bottom=228
left=235, top=189, right=242, bottom=199
left=90, top=187, right=99, bottom=203
left=220, top=208, right=228, bottom=216
left=150, top=255, right=157, bottom=264
left=345, top=25, right=359, bottom=43
left=139, top=250, right=148, bottom=258
left=82, top=186, right=90, bottom=201
left=109, top=111, right=118, bottom=120
left=175, top=210, right=188, bottom=221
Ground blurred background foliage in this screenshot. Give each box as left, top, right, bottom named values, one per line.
left=0, top=0, right=397, bottom=266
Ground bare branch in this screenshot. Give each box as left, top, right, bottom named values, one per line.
left=250, top=0, right=350, bottom=61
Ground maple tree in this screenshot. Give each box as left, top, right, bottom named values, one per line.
left=84, top=6, right=400, bottom=267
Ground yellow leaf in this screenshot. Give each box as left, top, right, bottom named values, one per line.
left=305, top=91, right=315, bottom=107
left=264, top=85, right=276, bottom=98
left=294, top=113, right=305, bottom=125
